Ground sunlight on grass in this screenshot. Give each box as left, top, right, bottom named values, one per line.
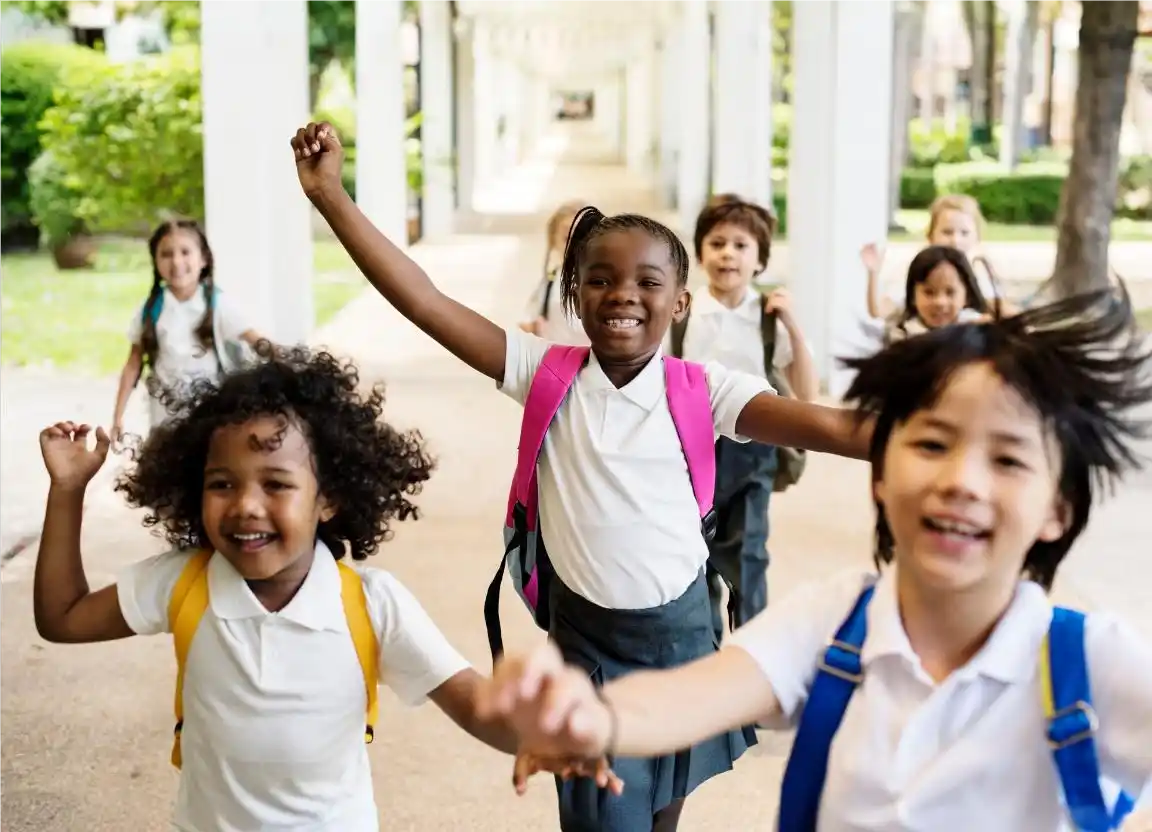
left=1, top=237, right=364, bottom=376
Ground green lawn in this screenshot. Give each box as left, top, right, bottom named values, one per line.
left=887, top=210, right=1152, bottom=244
left=1, top=237, right=363, bottom=376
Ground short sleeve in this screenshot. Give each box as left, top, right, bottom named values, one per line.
left=359, top=568, right=471, bottom=707
left=704, top=360, right=776, bottom=441
left=1087, top=612, right=1152, bottom=795
left=728, top=571, right=877, bottom=723
left=499, top=326, right=552, bottom=405
left=116, top=548, right=198, bottom=636
left=126, top=308, right=144, bottom=345
left=213, top=292, right=259, bottom=343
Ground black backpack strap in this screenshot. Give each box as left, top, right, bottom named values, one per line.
left=669, top=309, right=690, bottom=358
left=760, top=303, right=778, bottom=376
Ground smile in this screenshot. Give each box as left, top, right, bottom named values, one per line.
left=604, top=318, right=641, bottom=330
left=228, top=532, right=279, bottom=551
left=922, top=516, right=990, bottom=540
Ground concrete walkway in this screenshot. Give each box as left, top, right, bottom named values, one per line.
left=2, top=134, right=1150, bottom=830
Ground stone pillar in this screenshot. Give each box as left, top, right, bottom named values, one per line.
left=201, top=0, right=313, bottom=343
left=676, top=0, right=711, bottom=232
left=355, top=0, right=408, bottom=244
left=471, top=21, right=498, bottom=193
left=711, top=1, right=772, bottom=206
left=788, top=0, right=894, bottom=397
left=657, top=31, right=681, bottom=209
left=454, top=23, right=476, bottom=213
left=419, top=0, right=455, bottom=238
left=625, top=54, right=654, bottom=178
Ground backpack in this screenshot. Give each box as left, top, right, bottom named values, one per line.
left=669, top=303, right=807, bottom=493
left=777, top=584, right=1136, bottom=832
left=482, top=345, right=718, bottom=660
left=141, top=284, right=255, bottom=375
left=166, top=550, right=379, bottom=769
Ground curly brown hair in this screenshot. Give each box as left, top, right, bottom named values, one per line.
left=115, top=344, right=435, bottom=560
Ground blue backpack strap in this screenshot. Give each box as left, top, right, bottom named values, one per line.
left=1044, top=607, right=1134, bottom=832
left=483, top=345, right=589, bottom=659
left=142, top=290, right=164, bottom=325
left=777, top=584, right=876, bottom=832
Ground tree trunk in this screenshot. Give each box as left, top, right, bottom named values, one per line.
left=983, top=4, right=998, bottom=132
left=1048, top=0, right=1139, bottom=299
left=1001, top=0, right=1040, bottom=169
left=1040, top=9, right=1057, bottom=146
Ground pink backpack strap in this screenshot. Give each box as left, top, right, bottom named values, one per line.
left=514, top=345, right=589, bottom=506
left=663, top=356, right=716, bottom=517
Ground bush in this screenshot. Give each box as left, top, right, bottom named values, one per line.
left=936, top=162, right=1066, bottom=225
left=907, top=118, right=982, bottom=167
left=1118, top=155, right=1152, bottom=219
left=313, top=104, right=357, bottom=147
left=0, top=42, right=106, bottom=244
left=28, top=150, right=86, bottom=247
left=36, top=46, right=204, bottom=234
left=900, top=168, right=938, bottom=209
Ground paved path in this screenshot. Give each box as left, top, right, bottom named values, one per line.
left=2, top=135, right=1150, bottom=830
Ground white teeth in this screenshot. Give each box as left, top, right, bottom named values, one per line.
left=926, top=518, right=985, bottom=536
left=606, top=319, right=640, bottom=329
left=233, top=533, right=271, bottom=541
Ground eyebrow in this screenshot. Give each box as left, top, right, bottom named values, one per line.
left=917, top=415, right=1040, bottom=447
left=585, top=260, right=668, bottom=275
left=204, top=465, right=296, bottom=476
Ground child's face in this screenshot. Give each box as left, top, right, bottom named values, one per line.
left=201, top=415, right=335, bottom=581
left=929, top=209, right=979, bottom=255
left=912, top=262, right=967, bottom=328
left=875, top=362, right=1068, bottom=596
left=699, top=222, right=762, bottom=297
left=577, top=228, right=689, bottom=362
left=155, top=229, right=206, bottom=300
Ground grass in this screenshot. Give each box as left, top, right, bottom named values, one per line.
left=1137, top=306, right=1152, bottom=333
left=886, top=210, right=1152, bottom=244
left=1, top=237, right=364, bottom=376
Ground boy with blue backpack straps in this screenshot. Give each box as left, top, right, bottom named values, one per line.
left=477, top=287, right=1152, bottom=832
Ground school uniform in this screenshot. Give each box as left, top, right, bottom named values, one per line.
left=125, top=287, right=256, bottom=429
left=500, top=327, right=773, bottom=830
left=728, top=568, right=1152, bottom=830
left=677, top=287, right=800, bottom=641
left=116, top=541, right=470, bottom=832
left=884, top=307, right=986, bottom=345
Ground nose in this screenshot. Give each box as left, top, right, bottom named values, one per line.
left=934, top=447, right=990, bottom=502
left=228, top=483, right=267, bottom=519
left=604, top=282, right=639, bottom=306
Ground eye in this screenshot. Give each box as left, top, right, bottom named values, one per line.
left=995, top=455, right=1029, bottom=471
left=204, top=479, right=231, bottom=491
left=264, top=480, right=294, bottom=491
left=913, top=438, right=947, bottom=454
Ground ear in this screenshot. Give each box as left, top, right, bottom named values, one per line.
left=671, top=287, right=693, bottom=323
left=1037, top=496, right=1071, bottom=543
left=317, top=495, right=337, bottom=524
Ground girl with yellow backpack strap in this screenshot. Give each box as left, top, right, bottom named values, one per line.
left=34, top=345, right=619, bottom=832
left=476, top=288, right=1152, bottom=832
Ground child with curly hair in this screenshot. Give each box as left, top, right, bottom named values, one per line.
left=33, top=344, right=617, bottom=831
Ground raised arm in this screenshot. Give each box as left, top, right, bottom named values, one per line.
left=736, top=394, right=872, bottom=460
left=292, top=123, right=507, bottom=382
left=34, top=422, right=135, bottom=644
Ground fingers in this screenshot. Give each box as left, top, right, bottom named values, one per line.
left=511, top=752, right=540, bottom=796
left=477, top=641, right=566, bottom=720
left=93, top=425, right=111, bottom=460
left=290, top=121, right=341, bottom=160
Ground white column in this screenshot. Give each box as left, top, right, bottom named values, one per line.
left=201, top=0, right=313, bottom=343
left=625, top=56, right=653, bottom=177
left=355, top=0, right=408, bottom=244
left=711, top=1, right=772, bottom=205
left=676, top=1, right=711, bottom=231
left=454, top=25, right=475, bottom=212
left=472, top=22, right=498, bottom=192
left=788, top=1, right=893, bottom=397
left=657, top=33, right=681, bottom=209
left=419, top=0, right=454, bottom=238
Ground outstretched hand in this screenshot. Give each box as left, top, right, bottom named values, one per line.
left=859, top=242, right=884, bottom=275
left=512, top=750, right=624, bottom=797
left=39, top=421, right=110, bottom=491
left=290, top=121, right=345, bottom=201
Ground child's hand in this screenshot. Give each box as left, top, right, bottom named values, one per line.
left=476, top=641, right=612, bottom=760
left=39, top=421, right=110, bottom=491
left=518, top=317, right=546, bottom=336
left=290, top=122, right=345, bottom=201
left=859, top=243, right=884, bottom=274
left=764, top=289, right=793, bottom=319
left=511, top=750, right=624, bottom=796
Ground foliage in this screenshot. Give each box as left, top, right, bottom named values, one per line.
left=27, top=150, right=86, bottom=245
left=899, top=168, right=939, bottom=209
left=938, top=163, right=1067, bottom=225
left=339, top=112, right=425, bottom=200
left=36, top=46, right=204, bottom=234
left=0, top=41, right=105, bottom=238
left=308, top=0, right=356, bottom=94
left=1117, top=155, right=1152, bottom=219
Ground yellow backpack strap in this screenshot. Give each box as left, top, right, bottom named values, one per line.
left=167, top=549, right=213, bottom=769
left=337, top=560, right=380, bottom=744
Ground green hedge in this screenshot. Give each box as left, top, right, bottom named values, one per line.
left=937, top=162, right=1066, bottom=225
left=35, top=46, right=204, bottom=240
left=0, top=42, right=106, bottom=245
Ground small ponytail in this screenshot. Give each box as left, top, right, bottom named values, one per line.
left=559, top=206, right=604, bottom=317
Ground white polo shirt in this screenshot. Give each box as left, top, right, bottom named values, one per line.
left=116, top=543, right=470, bottom=832
left=730, top=569, right=1152, bottom=831
left=126, top=288, right=255, bottom=427
left=678, top=287, right=796, bottom=378
left=499, top=328, right=774, bottom=610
